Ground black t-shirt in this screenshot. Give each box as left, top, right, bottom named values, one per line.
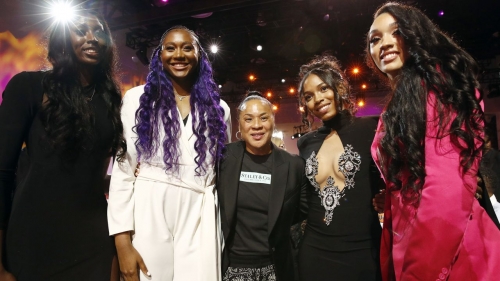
left=229, top=150, right=273, bottom=266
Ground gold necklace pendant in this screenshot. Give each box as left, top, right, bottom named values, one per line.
left=173, top=88, right=190, bottom=101
left=86, top=85, right=96, bottom=102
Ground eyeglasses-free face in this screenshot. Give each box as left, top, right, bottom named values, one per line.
left=160, top=29, right=200, bottom=81
left=69, top=15, right=107, bottom=66
left=239, top=99, right=275, bottom=155
left=368, top=13, right=408, bottom=80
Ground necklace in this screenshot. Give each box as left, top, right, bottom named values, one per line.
left=86, top=85, right=96, bottom=102
left=173, top=88, right=190, bottom=101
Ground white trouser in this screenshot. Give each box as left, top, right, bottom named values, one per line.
left=132, top=175, right=220, bottom=281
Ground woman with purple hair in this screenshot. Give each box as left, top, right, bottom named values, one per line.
left=107, top=26, right=231, bottom=281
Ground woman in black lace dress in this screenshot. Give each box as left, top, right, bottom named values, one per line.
left=296, top=55, right=382, bottom=281
left=0, top=9, right=124, bottom=281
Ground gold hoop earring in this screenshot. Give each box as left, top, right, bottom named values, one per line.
left=235, top=131, right=242, bottom=140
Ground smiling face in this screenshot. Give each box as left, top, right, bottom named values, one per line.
left=302, top=73, right=338, bottom=121
left=368, top=13, right=407, bottom=80
left=160, top=29, right=199, bottom=81
left=69, top=15, right=106, bottom=66
left=239, top=99, right=274, bottom=155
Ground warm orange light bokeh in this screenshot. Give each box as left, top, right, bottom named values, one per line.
left=357, top=100, right=365, bottom=107
left=0, top=31, right=47, bottom=102
left=289, top=87, right=295, bottom=94
left=266, top=91, right=272, bottom=97
left=249, top=74, right=255, bottom=81
left=361, top=84, right=367, bottom=89
left=352, top=67, right=360, bottom=74
left=272, top=104, right=278, bottom=110
left=0, top=31, right=146, bottom=100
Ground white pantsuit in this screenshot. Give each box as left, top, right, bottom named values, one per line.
left=108, top=85, right=231, bottom=281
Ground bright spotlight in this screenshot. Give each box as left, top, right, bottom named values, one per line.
left=352, top=67, right=360, bottom=75
left=357, top=100, right=365, bottom=107
left=210, top=45, right=218, bottom=54
left=281, top=79, right=285, bottom=83
left=256, top=45, right=263, bottom=51
left=267, top=92, right=272, bottom=98
left=218, top=84, right=222, bottom=89
left=361, top=84, right=367, bottom=89
left=249, top=75, right=256, bottom=81
left=50, top=1, right=76, bottom=23
left=272, top=104, right=278, bottom=110
left=289, top=87, right=295, bottom=94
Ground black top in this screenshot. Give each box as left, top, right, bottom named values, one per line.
left=0, top=71, right=115, bottom=280
left=297, top=113, right=382, bottom=251
left=229, top=150, right=273, bottom=266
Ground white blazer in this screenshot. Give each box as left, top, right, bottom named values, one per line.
left=107, top=85, right=231, bottom=280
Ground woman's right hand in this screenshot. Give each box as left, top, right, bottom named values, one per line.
left=0, top=268, right=16, bottom=281
left=115, top=233, right=150, bottom=281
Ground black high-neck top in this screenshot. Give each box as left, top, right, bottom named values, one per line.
left=297, top=113, right=382, bottom=251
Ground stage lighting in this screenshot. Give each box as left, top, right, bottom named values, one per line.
left=50, top=1, right=76, bottom=23
left=272, top=104, right=278, bottom=111
left=289, top=87, right=295, bottom=94
left=256, top=45, right=263, bottom=51
left=356, top=92, right=365, bottom=107
left=136, top=46, right=149, bottom=65
left=291, top=125, right=307, bottom=139
left=266, top=91, right=272, bottom=98
left=352, top=67, right=360, bottom=75
left=249, top=75, right=256, bottom=81
left=151, top=0, right=169, bottom=7
left=210, top=45, right=218, bottom=54
left=361, top=84, right=367, bottom=89
left=281, top=79, right=286, bottom=83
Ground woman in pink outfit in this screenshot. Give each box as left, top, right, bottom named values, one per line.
left=366, top=2, right=500, bottom=281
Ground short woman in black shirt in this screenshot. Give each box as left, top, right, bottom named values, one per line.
left=217, top=93, right=308, bottom=281
left=296, top=55, right=382, bottom=281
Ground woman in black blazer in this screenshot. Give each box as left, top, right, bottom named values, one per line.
left=217, top=92, right=308, bottom=281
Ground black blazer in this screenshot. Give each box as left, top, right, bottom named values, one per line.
left=217, top=141, right=308, bottom=281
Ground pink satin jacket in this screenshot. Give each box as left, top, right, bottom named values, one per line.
left=372, top=91, right=500, bottom=281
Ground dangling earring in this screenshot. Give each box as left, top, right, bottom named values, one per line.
left=235, top=131, right=242, bottom=140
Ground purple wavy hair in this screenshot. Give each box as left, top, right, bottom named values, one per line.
left=134, top=26, right=227, bottom=175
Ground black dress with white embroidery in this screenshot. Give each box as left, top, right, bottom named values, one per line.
left=297, top=113, right=382, bottom=281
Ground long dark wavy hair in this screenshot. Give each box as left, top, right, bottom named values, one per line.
left=40, top=9, right=126, bottom=161
left=298, top=55, right=356, bottom=128
left=134, top=26, right=227, bottom=175
left=365, top=2, right=484, bottom=202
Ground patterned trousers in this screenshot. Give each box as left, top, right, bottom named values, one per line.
left=223, top=264, right=276, bottom=281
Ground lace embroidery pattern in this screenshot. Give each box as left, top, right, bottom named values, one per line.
left=338, top=144, right=361, bottom=189
left=305, top=145, right=361, bottom=225
left=223, top=265, right=276, bottom=281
